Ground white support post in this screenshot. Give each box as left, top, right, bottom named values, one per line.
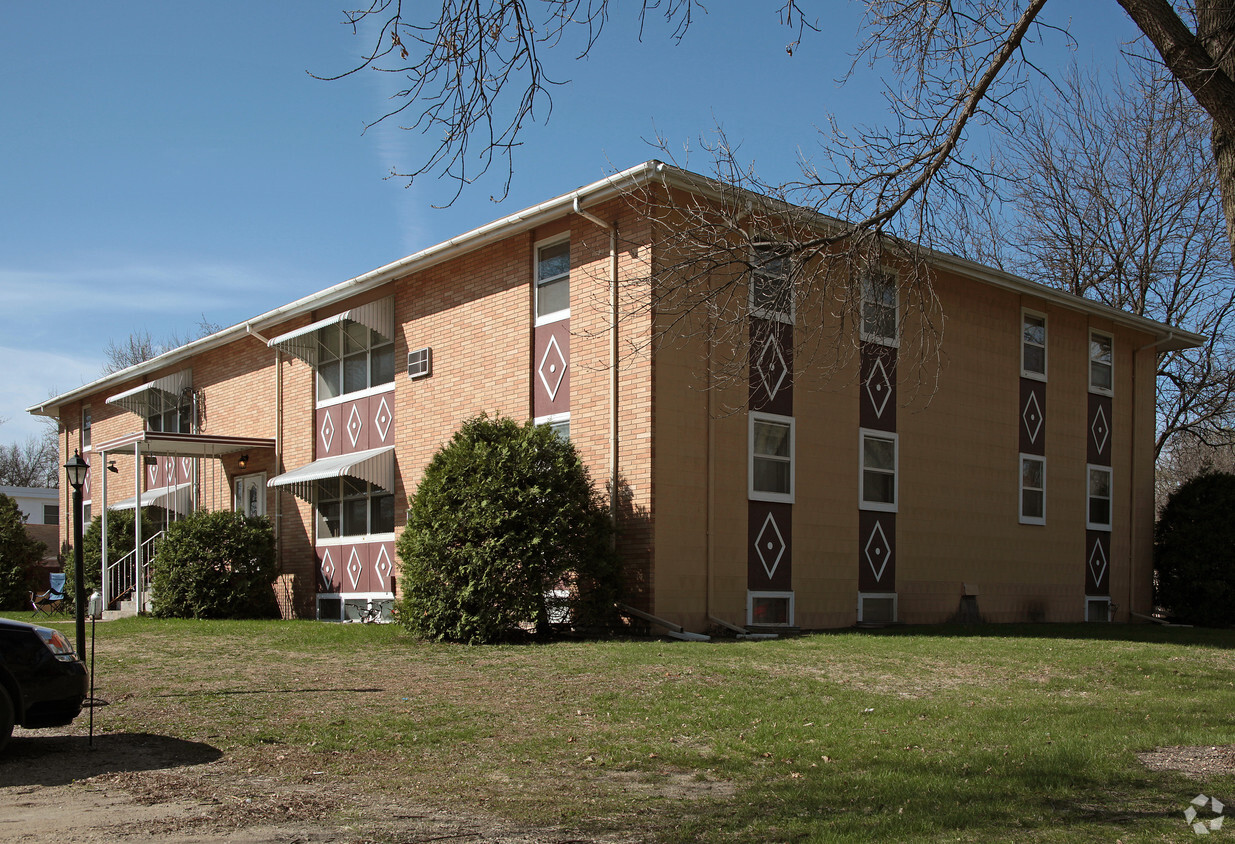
left=100, top=449, right=109, bottom=608
left=134, top=442, right=142, bottom=612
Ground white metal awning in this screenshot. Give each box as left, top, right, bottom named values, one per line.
left=105, top=369, right=192, bottom=417
left=108, top=482, right=193, bottom=514
left=267, top=445, right=395, bottom=501
left=266, top=297, right=394, bottom=365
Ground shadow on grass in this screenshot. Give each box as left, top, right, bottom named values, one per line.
left=833, top=622, right=1235, bottom=648
left=154, top=686, right=383, bottom=698
left=656, top=749, right=1199, bottom=842
left=0, top=732, right=222, bottom=787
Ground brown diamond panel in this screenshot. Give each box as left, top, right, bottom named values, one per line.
left=1019, top=378, right=1046, bottom=455
left=858, top=510, right=896, bottom=592
left=534, top=321, right=571, bottom=417
left=318, top=546, right=342, bottom=592
left=317, top=405, right=341, bottom=458
left=860, top=345, right=897, bottom=431
left=749, top=318, right=793, bottom=415
left=748, top=501, right=792, bottom=591
left=1087, top=394, right=1112, bottom=466
left=1085, top=531, right=1110, bottom=595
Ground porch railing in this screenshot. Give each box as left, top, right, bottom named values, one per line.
left=105, top=530, right=164, bottom=610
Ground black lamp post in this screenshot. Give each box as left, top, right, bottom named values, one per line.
left=64, top=450, right=89, bottom=656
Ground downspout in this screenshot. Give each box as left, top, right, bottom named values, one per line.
left=572, top=197, right=620, bottom=524
left=134, top=441, right=142, bottom=612
left=248, top=323, right=283, bottom=612
left=1131, top=331, right=1173, bottom=620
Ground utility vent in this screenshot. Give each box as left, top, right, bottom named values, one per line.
left=859, top=594, right=897, bottom=624
left=407, top=347, right=432, bottom=380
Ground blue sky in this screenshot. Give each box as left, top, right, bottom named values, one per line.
left=0, top=2, right=1141, bottom=444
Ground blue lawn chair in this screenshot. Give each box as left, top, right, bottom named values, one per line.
left=31, top=572, right=68, bottom=618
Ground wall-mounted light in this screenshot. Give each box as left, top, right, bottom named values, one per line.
left=238, top=454, right=249, bottom=470
left=107, top=460, right=119, bottom=474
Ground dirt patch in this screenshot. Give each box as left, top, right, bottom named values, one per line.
left=1137, top=745, right=1235, bottom=779
left=0, top=727, right=640, bottom=843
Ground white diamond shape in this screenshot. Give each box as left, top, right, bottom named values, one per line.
left=180, top=456, right=193, bottom=481
left=756, top=332, right=788, bottom=401
left=147, top=461, right=161, bottom=488
left=864, top=520, right=892, bottom=582
left=320, top=549, right=336, bottom=588
left=347, top=404, right=364, bottom=448
left=1091, top=404, right=1109, bottom=455
left=538, top=333, right=568, bottom=401
left=865, top=357, right=892, bottom=418
left=753, top=512, right=786, bottom=580
left=374, top=396, right=392, bottom=443
left=374, top=545, right=393, bottom=584
left=1023, top=390, right=1043, bottom=444
left=347, top=547, right=363, bottom=590
left=1088, top=537, right=1108, bottom=586
left=320, top=412, right=335, bottom=452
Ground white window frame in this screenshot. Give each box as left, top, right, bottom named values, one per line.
left=535, top=411, right=571, bottom=441
left=859, top=428, right=898, bottom=512
left=1019, top=454, right=1046, bottom=525
left=749, top=412, right=795, bottom=503
left=1021, top=309, right=1047, bottom=380
left=860, top=268, right=899, bottom=347
left=1089, top=330, right=1114, bottom=395
left=81, top=405, right=92, bottom=452
left=747, top=590, right=795, bottom=627
left=749, top=243, right=794, bottom=324
left=1086, top=464, right=1113, bottom=530
left=858, top=592, right=898, bottom=623
left=534, top=234, right=571, bottom=326
left=1085, top=596, right=1111, bottom=623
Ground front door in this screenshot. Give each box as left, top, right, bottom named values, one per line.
left=234, top=473, right=267, bottom=518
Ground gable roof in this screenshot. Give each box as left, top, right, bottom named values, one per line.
left=28, top=161, right=1204, bottom=419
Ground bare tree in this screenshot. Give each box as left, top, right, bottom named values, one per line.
left=947, top=61, right=1235, bottom=460
left=102, top=315, right=224, bottom=375
left=0, top=423, right=59, bottom=488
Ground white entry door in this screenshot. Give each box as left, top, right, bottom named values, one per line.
left=234, top=473, right=267, bottom=518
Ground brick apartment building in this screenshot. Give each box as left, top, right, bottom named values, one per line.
left=28, top=162, right=1201, bottom=630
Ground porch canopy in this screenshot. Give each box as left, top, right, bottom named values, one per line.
left=93, top=430, right=276, bottom=459
left=105, top=369, right=192, bottom=417
left=268, top=445, right=395, bottom=501
left=266, top=297, right=394, bottom=366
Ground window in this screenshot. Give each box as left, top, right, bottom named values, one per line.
left=749, top=412, right=794, bottom=502
left=317, top=477, right=395, bottom=539
left=747, top=591, right=794, bottom=626
left=750, top=243, right=793, bottom=322
left=81, top=407, right=92, bottom=450
left=1019, top=455, right=1045, bottom=524
left=1085, top=597, right=1111, bottom=622
left=860, top=430, right=898, bottom=511
left=1089, top=331, right=1113, bottom=394
left=43, top=505, right=59, bottom=525
left=317, top=322, right=395, bottom=402
left=535, top=238, right=570, bottom=323
left=861, top=270, right=898, bottom=346
left=859, top=593, right=897, bottom=623
left=536, top=412, right=570, bottom=441
left=234, top=474, right=267, bottom=518
left=407, top=346, right=432, bottom=380
left=1087, top=465, right=1112, bottom=530
left=1022, top=311, right=1047, bottom=379
left=146, top=392, right=193, bottom=433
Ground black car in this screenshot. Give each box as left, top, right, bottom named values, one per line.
left=0, top=618, right=88, bottom=753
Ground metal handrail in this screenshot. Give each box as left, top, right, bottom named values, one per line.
left=104, top=530, right=163, bottom=609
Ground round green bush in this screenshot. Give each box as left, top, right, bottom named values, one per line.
left=1154, top=471, right=1235, bottom=627
left=396, top=414, right=621, bottom=643
left=0, top=493, right=44, bottom=610
left=150, top=510, right=278, bottom=619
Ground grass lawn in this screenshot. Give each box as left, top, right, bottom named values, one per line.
left=56, top=619, right=1235, bottom=841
